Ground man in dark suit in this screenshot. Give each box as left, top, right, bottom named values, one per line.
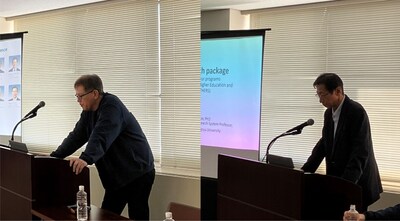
left=9, top=58, right=21, bottom=72
left=8, top=87, right=21, bottom=101
left=302, top=73, right=382, bottom=212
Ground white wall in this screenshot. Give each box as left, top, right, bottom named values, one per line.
left=369, top=192, right=399, bottom=212
left=0, top=17, right=13, bottom=33
left=89, top=167, right=200, bottom=220
left=149, top=173, right=200, bottom=220
left=201, top=9, right=249, bottom=31
left=228, top=9, right=250, bottom=30
left=201, top=9, right=230, bottom=31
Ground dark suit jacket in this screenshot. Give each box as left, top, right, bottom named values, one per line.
left=302, top=95, right=382, bottom=208
left=9, top=68, right=20, bottom=72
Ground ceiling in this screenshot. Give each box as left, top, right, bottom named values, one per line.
left=202, top=0, right=334, bottom=11
left=0, top=0, right=334, bottom=18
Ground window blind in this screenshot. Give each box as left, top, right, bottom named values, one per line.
left=12, top=0, right=201, bottom=176
left=13, top=0, right=161, bottom=162
left=250, top=0, right=400, bottom=193
left=160, top=0, right=201, bottom=172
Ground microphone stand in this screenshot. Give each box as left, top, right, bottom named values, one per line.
left=262, top=129, right=302, bottom=164
left=10, top=112, right=37, bottom=141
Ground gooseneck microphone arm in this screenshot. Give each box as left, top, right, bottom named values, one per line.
left=10, top=101, right=45, bottom=141
left=262, top=119, right=314, bottom=163
left=262, top=130, right=299, bottom=163
left=11, top=113, right=37, bottom=141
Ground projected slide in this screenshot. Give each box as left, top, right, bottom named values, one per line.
left=0, top=37, right=22, bottom=137
left=201, top=35, right=263, bottom=150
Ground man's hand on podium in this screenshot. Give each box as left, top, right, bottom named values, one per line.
left=69, top=158, right=88, bottom=175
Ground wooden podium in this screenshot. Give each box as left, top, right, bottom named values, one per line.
left=0, top=147, right=90, bottom=220
left=217, top=154, right=362, bottom=220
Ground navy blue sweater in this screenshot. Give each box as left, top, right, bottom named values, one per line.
left=51, top=93, right=154, bottom=191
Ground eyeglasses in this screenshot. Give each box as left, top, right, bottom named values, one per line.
left=315, top=92, right=330, bottom=98
left=75, top=90, right=94, bottom=101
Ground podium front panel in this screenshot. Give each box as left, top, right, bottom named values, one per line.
left=303, top=173, right=362, bottom=220
left=0, top=147, right=90, bottom=220
left=217, top=154, right=304, bottom=220
left=217, top=154, right=362, bottom=220
left=0, top=147, right=33, bottom=220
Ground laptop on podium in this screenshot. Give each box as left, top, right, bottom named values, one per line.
left=9, top=140, right=29, bottom=153
left=268, top=154, right=295, bottom=169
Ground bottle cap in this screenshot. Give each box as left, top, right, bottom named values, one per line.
left=165, top=212, right=172, bottom=219
left=79, top=185, right=84, bottom=191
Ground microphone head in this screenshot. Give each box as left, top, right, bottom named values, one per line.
left=39, top=101, right=45, bottom=107
left=307, top=119, right=314, bottom=126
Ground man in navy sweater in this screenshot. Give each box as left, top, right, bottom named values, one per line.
left=51, top=74, right=155, bottom=221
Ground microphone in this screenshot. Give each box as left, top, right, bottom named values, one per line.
left=24, top=101, right=45, bottom=118
left=286, top=119, right=314, bottom=133
left=11, top=101, right=46, bottom=141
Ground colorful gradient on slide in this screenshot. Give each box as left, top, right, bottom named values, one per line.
left=201, top=35, right=263, bottom=150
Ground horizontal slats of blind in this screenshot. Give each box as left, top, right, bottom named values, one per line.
left=326, top=0, right=400, bottom=193
left=251, top=0, right=400, bottom=193
left=13, top=0, right=161, bottom=162
left=14, top=9, right=84, bottom=152
left=251, top=6, right=328, bottom=171
left=160, top=0, right=201, bottom=170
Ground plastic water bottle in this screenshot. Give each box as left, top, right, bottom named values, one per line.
left=76, top=185, right=88, bottom=221
left=347, top=204, right=359, bottom=221
left=163, top=211, right=175, bottom=221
